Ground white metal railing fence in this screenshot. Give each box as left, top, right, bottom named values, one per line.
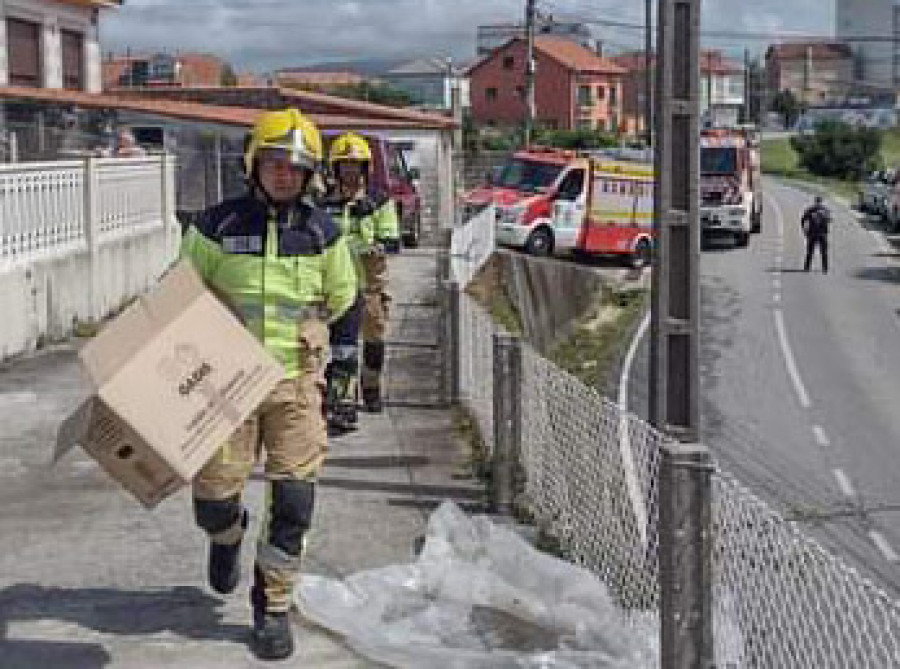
left=448, top=221, right=900, bottom=665
left=0, top=155, right=176, bottom=268
left=450, top=203, right=494, bottom=287
left=0, top=161, right=85, bottom=262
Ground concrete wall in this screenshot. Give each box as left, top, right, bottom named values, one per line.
left=0, top=225, right=177, bottom=360
left=492, top=249, right=606, bottom=355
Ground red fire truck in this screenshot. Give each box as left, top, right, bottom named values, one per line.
left=699, top=126, right=762, bottom=248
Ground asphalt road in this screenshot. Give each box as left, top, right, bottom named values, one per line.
left=628, top=178, right=900, bottom=596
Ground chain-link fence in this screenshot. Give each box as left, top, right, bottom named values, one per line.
left=448, top=217, right=900, bottom=666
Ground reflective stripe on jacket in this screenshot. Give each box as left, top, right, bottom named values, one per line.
left=181, top=194, right=358, bottom=378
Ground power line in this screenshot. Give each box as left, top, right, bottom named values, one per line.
left=531, top=9, right=900, bottom=45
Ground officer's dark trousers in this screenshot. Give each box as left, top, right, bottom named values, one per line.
left=804, top=235, right=828, bottom=273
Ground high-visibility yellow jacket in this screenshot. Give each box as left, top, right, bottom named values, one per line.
left=181, top=194, right=358, bottom=378
left=324, top=188, right=400, bottom=287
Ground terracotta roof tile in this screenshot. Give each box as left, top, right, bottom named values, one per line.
left=534, top=37, right=625, bottom=74
left=766, top=41, right=853, bottom=61
left=0, top=86, right=452, bottom=131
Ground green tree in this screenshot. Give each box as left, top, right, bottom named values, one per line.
left=533, top=127, right=618, bottom=150
left=790, top=120, right=882, bottom=180
left=326, top=82, right=415, bottom=107
left=771, top=89, right=803, bottom=129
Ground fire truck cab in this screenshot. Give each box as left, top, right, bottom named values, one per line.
left=700, top=126, right=762, bottom=248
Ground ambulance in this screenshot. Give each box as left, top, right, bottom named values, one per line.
left=497, top=155, right=655, bottom=268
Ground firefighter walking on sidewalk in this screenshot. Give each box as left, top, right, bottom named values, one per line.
left=180, top=108, right=357, bottom=660
left=323, top=132, right=401, bottom=433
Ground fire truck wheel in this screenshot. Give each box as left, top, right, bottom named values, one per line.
left=631, top=238, right=652, bottom=269
left=524, top=228, right=553, bottom=256
left=751, top=205, right=762, bottom=233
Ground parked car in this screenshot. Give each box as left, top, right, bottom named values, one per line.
left=859, top=170, right=894, bottom=219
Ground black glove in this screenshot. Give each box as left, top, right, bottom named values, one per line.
left=349, top=196, right=376, bottom=218
left=380, top=238, right=401, bottom=254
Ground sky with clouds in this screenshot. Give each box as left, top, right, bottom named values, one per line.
left=101, top=0, right=836, bottom=72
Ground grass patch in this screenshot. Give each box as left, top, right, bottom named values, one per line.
left=451, top=407, right=490, bottom=481
left=762, top=130, right=900, bottom=204
left=464, top=256, right=523, bottom=335
left=549, top=287, right=648, bottom=394
left=761, top=138, right=861, bottom=203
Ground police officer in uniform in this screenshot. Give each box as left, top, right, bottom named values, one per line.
left=802, top=195, right=830, bottom=273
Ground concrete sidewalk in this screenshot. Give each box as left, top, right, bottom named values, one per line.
left=0, top=249, right=483, bottom=668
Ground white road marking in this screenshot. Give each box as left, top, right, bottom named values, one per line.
left=774, top=309, right=812, bottom=409
left=0, top=391, right=37, bottom=406
left=773, top=292, right=781, bottom=305
left=767, top=194, right=812, bottom=409
left=617, top=311, right=652, bottom=548
left=832, top=468, right=856, bottom=498
left=869, top=531, right=900, bottom=563
left=812, top=425, right=830, bottom=447
left=767, top=191, right=785, bottom=239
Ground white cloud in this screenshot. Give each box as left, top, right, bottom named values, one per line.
left=100, top=0, right=834, bottom=72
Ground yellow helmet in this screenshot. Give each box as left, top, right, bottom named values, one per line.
left=244, top=108, right=322, bottom=176
left=328, top=132, right=372, bottom=164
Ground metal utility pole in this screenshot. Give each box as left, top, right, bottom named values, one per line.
left=744, top=48, right=751, bottom=123
left=705, top=51, right=713, bottom=122
left=524, top=0, right=537, bottom=146
left=651, top=3, right=701, bottom=442
left=652, top=2, right=712, bottom=668
left=644, top=0, right=654, bottom=146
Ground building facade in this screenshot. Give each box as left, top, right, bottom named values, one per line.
left=382, top=57, right=471, bottom=110
left=0, top=0, right=120, bottom=93
left=469, top=37, right=624, bottom=132
left=835, top=0, right=897, bottom=88
left=765, top=42, right=854, bottom=106
left=103, top=52, right=228, bottom=89
left=611, top=49, right=746, bottom=136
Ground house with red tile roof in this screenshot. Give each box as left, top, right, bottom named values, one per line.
left=609, top=49, right=746, bottom=136
left=468, top=36, right=625, bottom=132
left=103, top=52, right=229, bottom=90
left=765, top=42, right=854, bottom=106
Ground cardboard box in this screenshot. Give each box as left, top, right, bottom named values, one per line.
left=55, top=260, right=284, bottom=508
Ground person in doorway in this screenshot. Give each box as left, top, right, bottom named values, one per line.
left=114, top=127, right=147, bottom=157
left=322, top=132, right=400, bottom=433
left=180, top=108, right=357, bottom=660
left=801, top=195, right=830, bottom=273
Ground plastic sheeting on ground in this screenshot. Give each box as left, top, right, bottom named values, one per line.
left=296, top=501, right=658, bottom=668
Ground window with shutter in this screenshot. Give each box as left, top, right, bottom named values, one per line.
left=61, top=30, right=84, bottom=90
left=6, top=18, right=42, bottom=88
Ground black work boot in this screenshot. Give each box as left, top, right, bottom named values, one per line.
left=251, top=611, right=294, bottom=660
left=250, top=566, right=295, bottom=660
left=327, top=402, right=358, bottom=436
left=362, top=387, right=382, bottom=413
left=207, top=509, right=248, bottom=594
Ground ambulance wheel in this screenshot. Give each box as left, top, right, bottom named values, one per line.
left=631, top=238, right=652, bottom=269
left=524, top=228, right=553, bottom=256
